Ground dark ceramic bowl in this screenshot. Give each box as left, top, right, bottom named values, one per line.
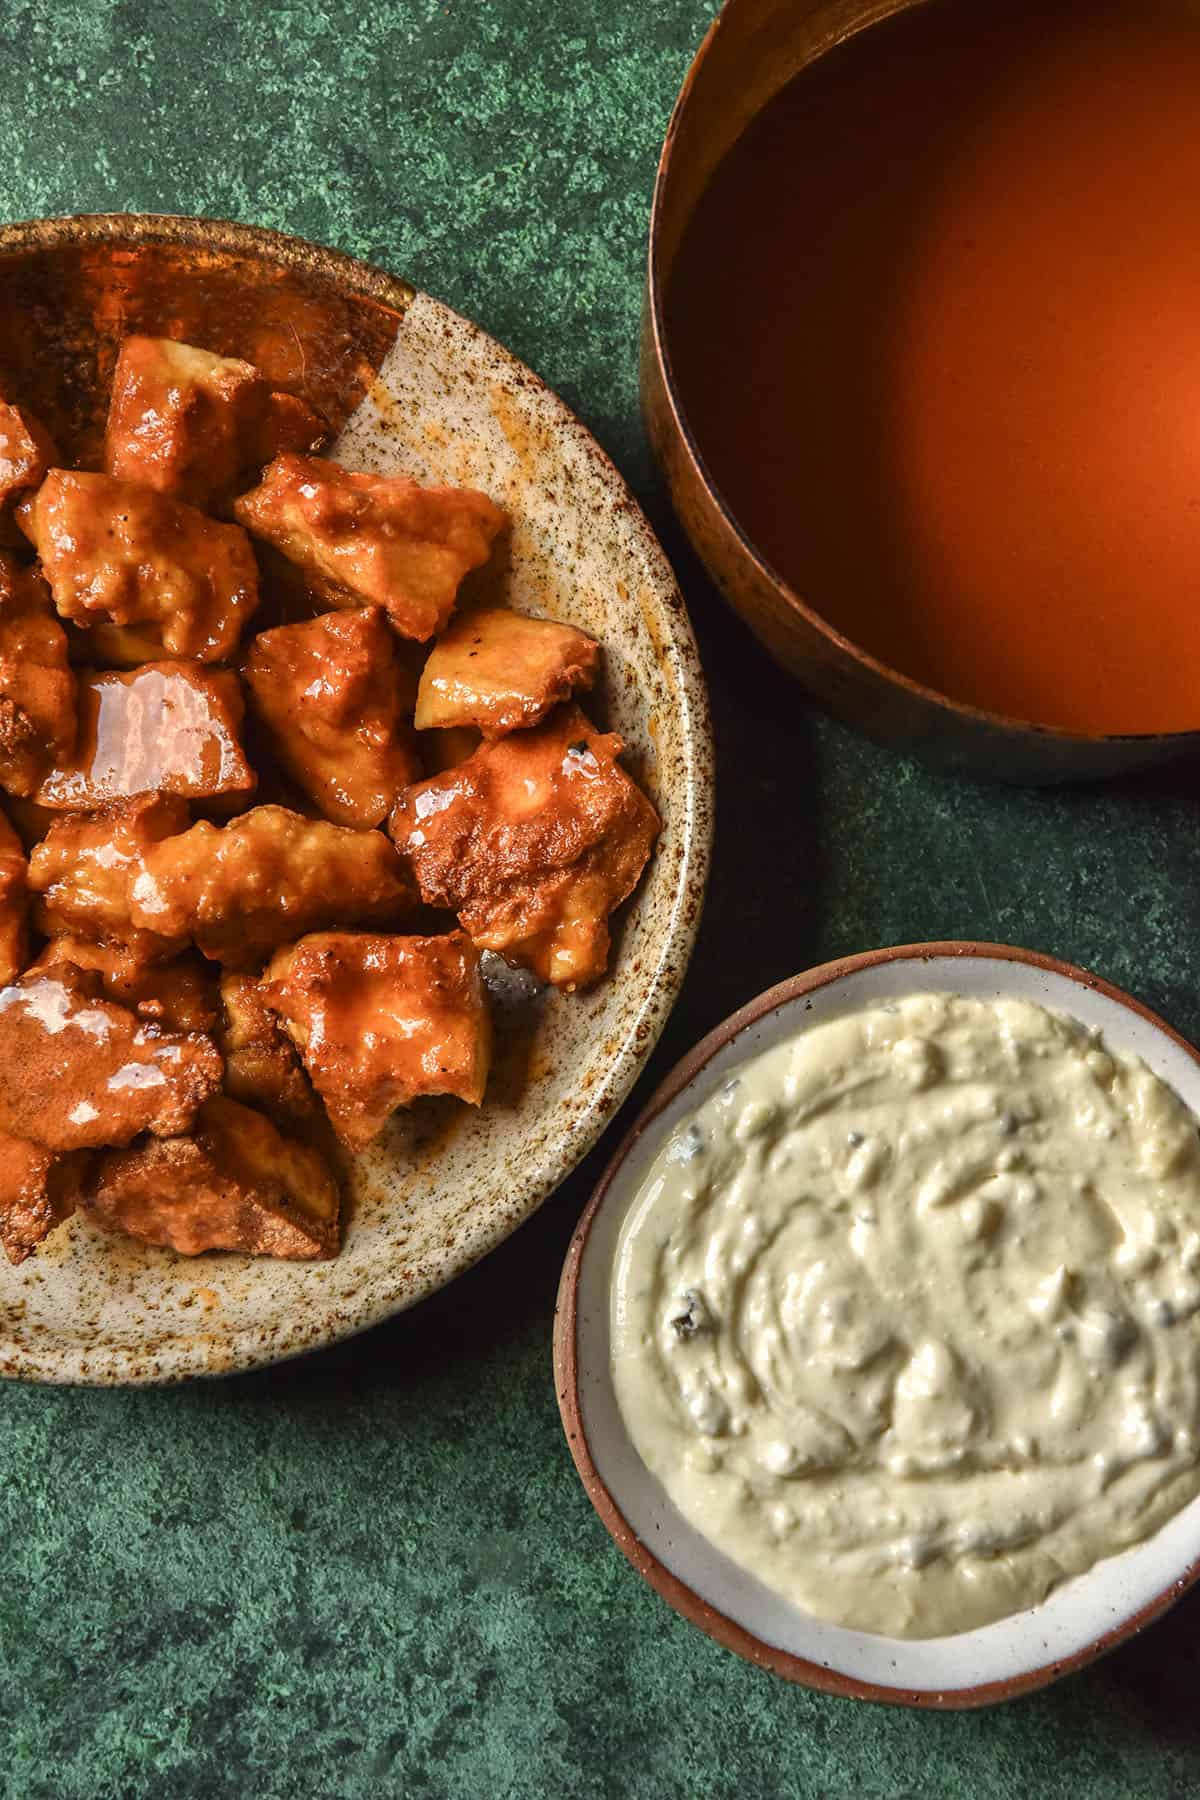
left=0, top=213, right=713, bottom=1383
left=641, top=0, right=1200, bottom=783
left=555, top=943, right=1200, bottom=1706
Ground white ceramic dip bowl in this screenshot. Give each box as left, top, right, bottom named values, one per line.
left=554, top=942, right=1200, bottom=1707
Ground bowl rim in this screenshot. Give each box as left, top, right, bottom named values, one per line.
left=0, top=210, right=714, bottom=1383
left=644, top=0, right=1200, bottom=753
left=0, top=209, right=420, bottom=315
left=553, top=939, right=1200, bottom=1708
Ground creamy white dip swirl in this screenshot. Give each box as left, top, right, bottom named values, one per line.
left=611, top=994, right=1200, bottom=1637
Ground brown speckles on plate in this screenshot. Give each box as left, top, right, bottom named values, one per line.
left=0, top=214, right=712, bottom=1385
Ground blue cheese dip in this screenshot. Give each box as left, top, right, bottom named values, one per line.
left=610, top=994, right=1200, bottom=1637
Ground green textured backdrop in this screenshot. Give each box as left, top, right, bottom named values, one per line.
left=3, top=2, right=1200, bottom=1795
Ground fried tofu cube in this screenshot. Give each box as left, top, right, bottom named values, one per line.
left=391, top=704, right=659, bottom=990
left=234, top=454, right=506, bottom=641
left=415, top=607, right=600, bottom=736
left=0, top=1133, right=89, bottom=1265
left=243, top=606, right=420, bottom=827
left=116, top=952, right=218, bottom=1034
left=105, top=336, right=326, bottom=508
left=85, top=1095, right=339, bottom=1260
left=28, top=792, right=190, bottom=960
left=29, top=937, right=218, bottom=1034
left=35, top=661, right=255, bottom=810
left=17, top=470, right=259, bottom=662
left=0, top=555, right=75, bottom=798
left=129, top=803, right=415, bottom=969
left=0, top=806, right=28, bottom=984
left=0, top=963, right=221, bottom=1150
left=218, top=972, right=318, bottom=1131
left=0, top=400, right=58, bottom=510
left=264, top=930, right=489, bottom=1148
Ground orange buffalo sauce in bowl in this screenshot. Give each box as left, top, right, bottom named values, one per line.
left=666, top=0, right=1200, bottom=736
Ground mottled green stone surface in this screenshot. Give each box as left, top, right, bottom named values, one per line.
left=3, top=2, right=1200, bottom=1795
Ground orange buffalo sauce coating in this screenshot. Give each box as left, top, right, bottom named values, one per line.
left=105, top=335, right=325, bottom=507
left=667, top=0, right=1200, bottom=735
left=243, top=607, right=419, bottom=828
left=0, top=965, right=221, bottom=1151
left=0, top=556, right=75, bottom=798
left=0, top=1133, right=89, bottom=1265
left=29, top=937, right=219, bottom=1034
left=217, top=972, right=319, bottom=1133
left=35, top=661, right=255, bottom=810
left=392, top=704, right=659, bottom=990
left=234, top=454, right=506, bottom=641
left=85, top=1096, right=339, bottom=1261
left=0, top=321, right=658, bottom=1266
left=264, top=930, right=489, bottom=1148
left=18, top=470, right=258, bottom=663
left=129, top=804, right=415, bottom=968
left=0, top=400, right=58, bottom=511
left=28, top=792, right=191, bottom=962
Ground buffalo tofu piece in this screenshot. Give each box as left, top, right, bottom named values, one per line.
left=234, top=454, right=506, bottom=641
left=415, top=607, right=600, bottom=736
left=35, top=661, right=255, bottom=810
left=0, top=964, right=221, bottom=1150
left=28, top=792, right=190, bottom=961
left=0, top=1133, right=89, bottom=1265
left=29, top=937, right=218, bottom=1034
left=264, top=930, right=489, bottom=1149
left=0, top=556, right=75, bottom=797
left=243, top=606, right=420, bottom=827
left=218, top=973, right=318, bottom=1131
left=105, top=335, right=326, bottom=507
left=0, top=400, right=58, bottom=510
left=129, top=803, right=415, bottom=969
left=85, top=1095, right=339, bottom=1260
left=0, top=807, right=27, bottom=984
left=17, top=470, right=259, bottom=662
left=391, top=705, right=659, bottom=990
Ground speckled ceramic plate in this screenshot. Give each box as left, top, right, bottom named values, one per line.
left=556, top=944, right=1200, bottom=1707
left=0, top=213, right=712, bottom=1384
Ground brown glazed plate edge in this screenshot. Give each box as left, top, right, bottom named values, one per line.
left=0, top=210, right=419, bottom=314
